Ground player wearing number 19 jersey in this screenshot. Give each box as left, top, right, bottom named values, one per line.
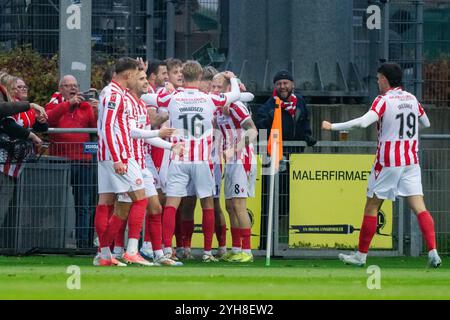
left=322, top=63, right=441, bottom=268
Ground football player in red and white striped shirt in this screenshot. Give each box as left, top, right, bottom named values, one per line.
left=145, top=58, right=184, bottom=260
left=95, top=57, right=153, bottom=267
left=179, top=69, right=257, bottom=260
left=178, top=66, right=222, bottom=260
left=211, top=72, right=258, bottom=263
left=144, top=61, right=241, bottom=262
left=322, top=63, right=441, bottom=268
left=113, top=69, right=183, bottom=266
left=145, top=61, right=170, bottom=204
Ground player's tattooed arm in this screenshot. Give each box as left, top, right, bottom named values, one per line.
left=237, top=118, right=258, bottom=151
left=147, top=107, right=169, bottom=128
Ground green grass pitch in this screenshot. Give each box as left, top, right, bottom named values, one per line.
left=0, top=256, right=449, bottom=300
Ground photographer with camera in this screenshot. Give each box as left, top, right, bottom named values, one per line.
left=46, top=74, right=98, bottom=248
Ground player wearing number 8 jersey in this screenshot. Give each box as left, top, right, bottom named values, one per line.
left=212, top=72, right=258, bottom=263
left=322, top=63, right=441, bottom=268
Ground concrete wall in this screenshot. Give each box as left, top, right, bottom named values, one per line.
left=228, top=0, right=355, bottom=94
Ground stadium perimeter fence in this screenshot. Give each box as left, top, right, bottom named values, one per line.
left=0, top=130, right=448, bottom=257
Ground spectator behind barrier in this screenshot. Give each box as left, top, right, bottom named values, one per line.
left=255, top=70, right=316, bottom=146
left=0, top=75, right=47, bottom=155
left=45, top=74, right=98, bottom=248
left=0, top=72, right=46, bottom=120
left=0, top=77, right=48, bottom=177
left=46, top=75, right=98, bottom=161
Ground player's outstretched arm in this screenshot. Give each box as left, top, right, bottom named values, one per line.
left=144, top=137, right=172, bottom=149
left=240, top=92, right=255, bottom=103
left=222, top=73, right=240, bottom=106
left=419, top=112, right=431, bottom=128
left=141, top=93, right=158, bottom=107
left=322, top=110, right=379, bottom=131
left=130, top=127, right=175, bottom=139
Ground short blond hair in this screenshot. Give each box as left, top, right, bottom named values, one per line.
left=182, top=60, right=203, bottom=82
left=213, top=72, right=230, bottom=92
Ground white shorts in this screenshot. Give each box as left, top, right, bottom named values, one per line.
left=98, top=159, right=144, bottom=194
left=186, top=180, right=197, bottom=197
left=117, top=168, right=158, bottom=203
left=224, top=163, right=256, bottom=200
left=158, top=149, right=170, bottom=193
left=145, top=155, right=161, bottom=190
left=367, top=164, right=423, bottom=201
left=165, top=161, right=215, bottom=199
left=213, top=163, right=223, bottom=199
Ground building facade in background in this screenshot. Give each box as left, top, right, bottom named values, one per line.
left=0, top=0, right=448, bottom=105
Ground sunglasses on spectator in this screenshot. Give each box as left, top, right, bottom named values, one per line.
left=15, top=85, right=28, bottom=90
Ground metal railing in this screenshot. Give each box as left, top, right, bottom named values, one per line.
left=0, top=131, right=448, bottom=257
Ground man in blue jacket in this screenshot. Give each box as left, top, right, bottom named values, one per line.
left=255, top=70, right=316, bottom=146
left=255, top=71, right=316, bottom=249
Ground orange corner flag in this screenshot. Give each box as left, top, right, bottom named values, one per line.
left=268, top=97, right=283, bottom=167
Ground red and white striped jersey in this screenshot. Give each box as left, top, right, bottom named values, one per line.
left=97, top=81, right=133, bottom=163
left=157, top=87, right=227, bottom=162
left=214, top=101, right=254, bottom=171
left=146, top=86, right=165, bottom=111
left=125, top=92, right=150, bottom=169
left=145, top=86, right=168, bottom=167
left=371, top=87, right=425, bottom=167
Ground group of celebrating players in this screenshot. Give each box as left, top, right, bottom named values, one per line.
left=93, top=57, right=258, bottom=267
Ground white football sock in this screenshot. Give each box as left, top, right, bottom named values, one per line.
left=126, top=238, right=139, bottom=255
left=154, top=250, right=164, bottom=259
left=142, top=241, right=153, bottom=251
left=100, top=247, right=112, bottom=260
left=113, top=247, right=124, bottom=256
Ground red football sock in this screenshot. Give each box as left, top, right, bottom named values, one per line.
left=114, top=218, right=128, bottom=248
left=163, top=206, right=177, bottom=248
left=127, top=199, right=148, bottom=240
left=231, top=227, right=241, bottom=248
left=241, top=228, right=252, bottom=250
left=358, top=215, right=378, bottom=254
left=417, top=211, right=437, bottom=251
left=144, top=214, right=152, bottom=243
left=182, top=220, right=195, bottom=248
left=94, top=204, right=114, bottom=248
left=175, top=209, right=183, bottom=248
left=103, top=215, right=127, bottom=248
left=202, top=209, right=215, bottom=251
left=215, top=224, right=227, bottom=247
left=148, top=213, right=163, bottom=251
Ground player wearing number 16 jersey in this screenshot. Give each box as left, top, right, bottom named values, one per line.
left=322, top=63, right=441, bottom=268
left=146, top=61, right=241, bottom=262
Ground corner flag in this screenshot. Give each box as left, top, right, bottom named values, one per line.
left=268, top=97, right=283, bottom=169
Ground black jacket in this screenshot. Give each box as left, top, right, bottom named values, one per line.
left=0, top=85, right=31, bottom=119
left=255, top=93, right=316, bottom=145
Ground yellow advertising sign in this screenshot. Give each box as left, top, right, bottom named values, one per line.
left=289, top=154, right=393, bottom=249
left=188, top=157, right=262, bottom=249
